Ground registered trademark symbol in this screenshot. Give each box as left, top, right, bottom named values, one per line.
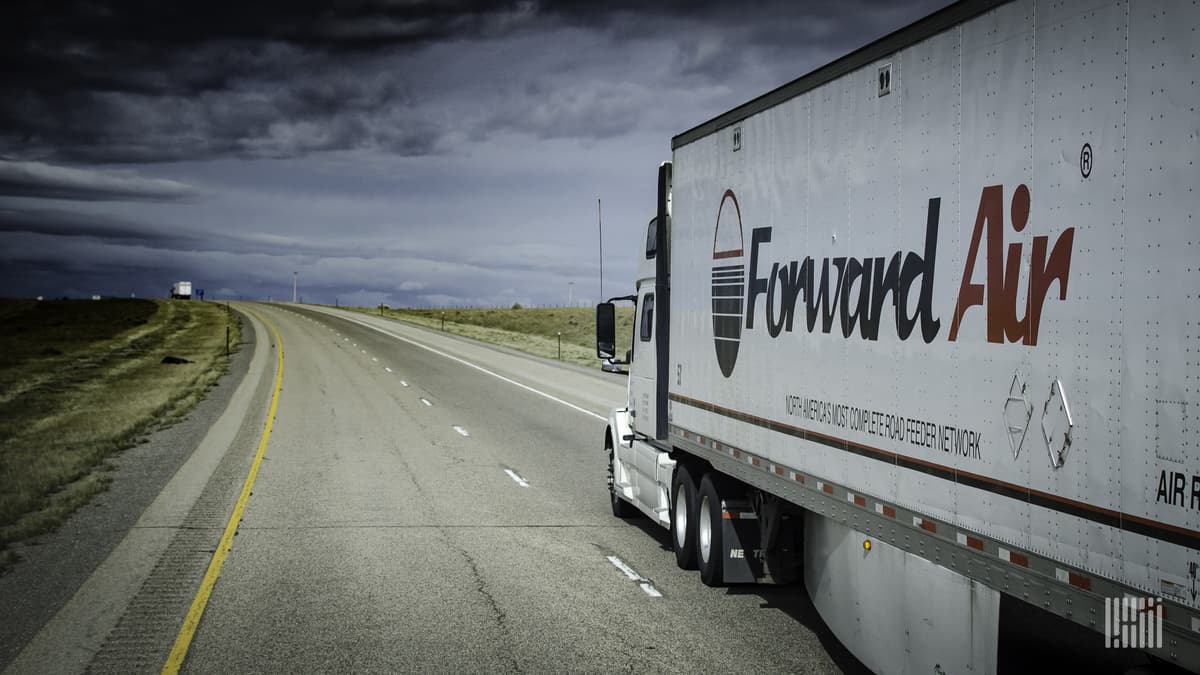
left=1080, top=143, right=1093, bottom=178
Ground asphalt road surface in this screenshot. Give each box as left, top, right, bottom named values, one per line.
left=2, top=303, right=1173, bottom=674
left=6, top=303, right=851, bottom=674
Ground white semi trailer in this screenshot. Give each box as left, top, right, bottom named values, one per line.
left=596, top=0, right=1200, bottom=671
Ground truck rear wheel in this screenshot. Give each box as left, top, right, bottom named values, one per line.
left=671, top=464, right=699, bottom=570
left=607, top=439, right=635, bottom=518
left=697, top=473, right=725, bottom=587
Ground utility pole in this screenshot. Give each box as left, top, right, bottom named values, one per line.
left=568, top=281, right=573, bottom=307
left=598, top=198, right=603, bottom=301
left=292, top=271, right=297, bottom=303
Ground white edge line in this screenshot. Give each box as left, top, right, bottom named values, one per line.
left=329, top=312, right=606, bottom=422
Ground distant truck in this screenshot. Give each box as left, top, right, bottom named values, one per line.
left=170, top=281, right=193, bottom=300
left=596, top=0, right=1200, bottom=672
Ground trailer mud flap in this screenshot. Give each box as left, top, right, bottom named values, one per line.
left=721, top=500, right=764, bottom=583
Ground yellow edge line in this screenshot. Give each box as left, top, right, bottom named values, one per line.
left=162, top=306, right=283, bottom=674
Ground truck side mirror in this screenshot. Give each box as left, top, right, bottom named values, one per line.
left=596, top=302, right=616, bottom=359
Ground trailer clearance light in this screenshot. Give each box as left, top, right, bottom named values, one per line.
left=863, top=539, right=872, bottom=552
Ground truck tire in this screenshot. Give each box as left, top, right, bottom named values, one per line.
left=696, top=473, right=725, bottom=587
left=671, top=464, right=699, bottom=570
left=607, top=439, right=636, bottom=518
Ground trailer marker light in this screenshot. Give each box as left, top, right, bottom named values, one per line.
left=863, top=539, right=872, bottom=552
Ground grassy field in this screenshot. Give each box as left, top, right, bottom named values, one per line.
left=344, top=305, right=636, bottom=369
left=0, top=299, right=239, bottom=572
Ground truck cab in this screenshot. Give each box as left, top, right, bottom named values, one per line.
left=598, top=165, right=675, bottom=528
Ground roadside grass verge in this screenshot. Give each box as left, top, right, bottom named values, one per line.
left=0, top=299, right=240, bottom=574
left=341, top=305, right=635, bottom=369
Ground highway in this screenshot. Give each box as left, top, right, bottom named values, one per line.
left=5, top=303, right=848, bottom=673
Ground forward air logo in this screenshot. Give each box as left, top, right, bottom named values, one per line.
left=711, top=190, right=746, bottom=377
left=711, top=185, right=1075, bottom=378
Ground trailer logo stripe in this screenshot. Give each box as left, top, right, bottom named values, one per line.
left=669, top=392, right=1200, bottom=549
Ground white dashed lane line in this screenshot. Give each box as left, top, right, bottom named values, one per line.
left=504, top=468, right=529, bottom=488
left=385, top=367, right=393, bottom=373
left=400, top=380, right=409, bottom=387
left=452, top=426, right=470, bottom=437
left=419, top=398, right=432, bottom=407
left=606, top=556, right=663, bottom=598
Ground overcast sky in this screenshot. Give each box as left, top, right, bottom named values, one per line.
left=0, top=0, right=950, bottom=307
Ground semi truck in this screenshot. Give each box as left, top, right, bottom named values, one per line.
left=595, top=0, right=1200, bottom=671
left=171, top=281, right=192, bottom=300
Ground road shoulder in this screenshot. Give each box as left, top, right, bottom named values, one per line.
left=0, top=306, right=269, bottom=674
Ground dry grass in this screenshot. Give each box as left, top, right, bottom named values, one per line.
left=0, top=299, right=240, bottom=573
left=344, top=305, right=636, bottom=368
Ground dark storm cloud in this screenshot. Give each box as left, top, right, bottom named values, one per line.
left=0, top=0, right=518, bottom=163
left=0, top=161, right=196, bottom=201
left=0, top=206, right=205, bottom=249
left=0, top=204, right=592, bottom=282
left=0, top=0, right=949, bottom=164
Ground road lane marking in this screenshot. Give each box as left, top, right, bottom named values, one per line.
left=504, top=468, right=529, bottom=487
left=420, top=397, right=432, bottom=406
left=372, top=357, right=378, bottom=362
left=606, top=556, right=663, bottom=598
left=453, top=425, right=470, bottom=437
left=385, top=367, right=393, bottom=373
left=163, top=307, right=284, bottom=673
left=400, top=380, right=408, bottom=387
left=329, top=313, right=606, bottom=422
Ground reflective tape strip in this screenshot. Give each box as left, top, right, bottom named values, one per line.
left=999, top=548, right=1029, bottom=567
left=956, top=532, right=984, bottom=550
left=722, top=510, right=758, bottom=520
left=913, top=517, right=937, bottom=534
left=1056, top=568, right=1093, bottom=590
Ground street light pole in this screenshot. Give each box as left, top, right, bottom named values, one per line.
left=292, top=271, right=297, bottom=303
